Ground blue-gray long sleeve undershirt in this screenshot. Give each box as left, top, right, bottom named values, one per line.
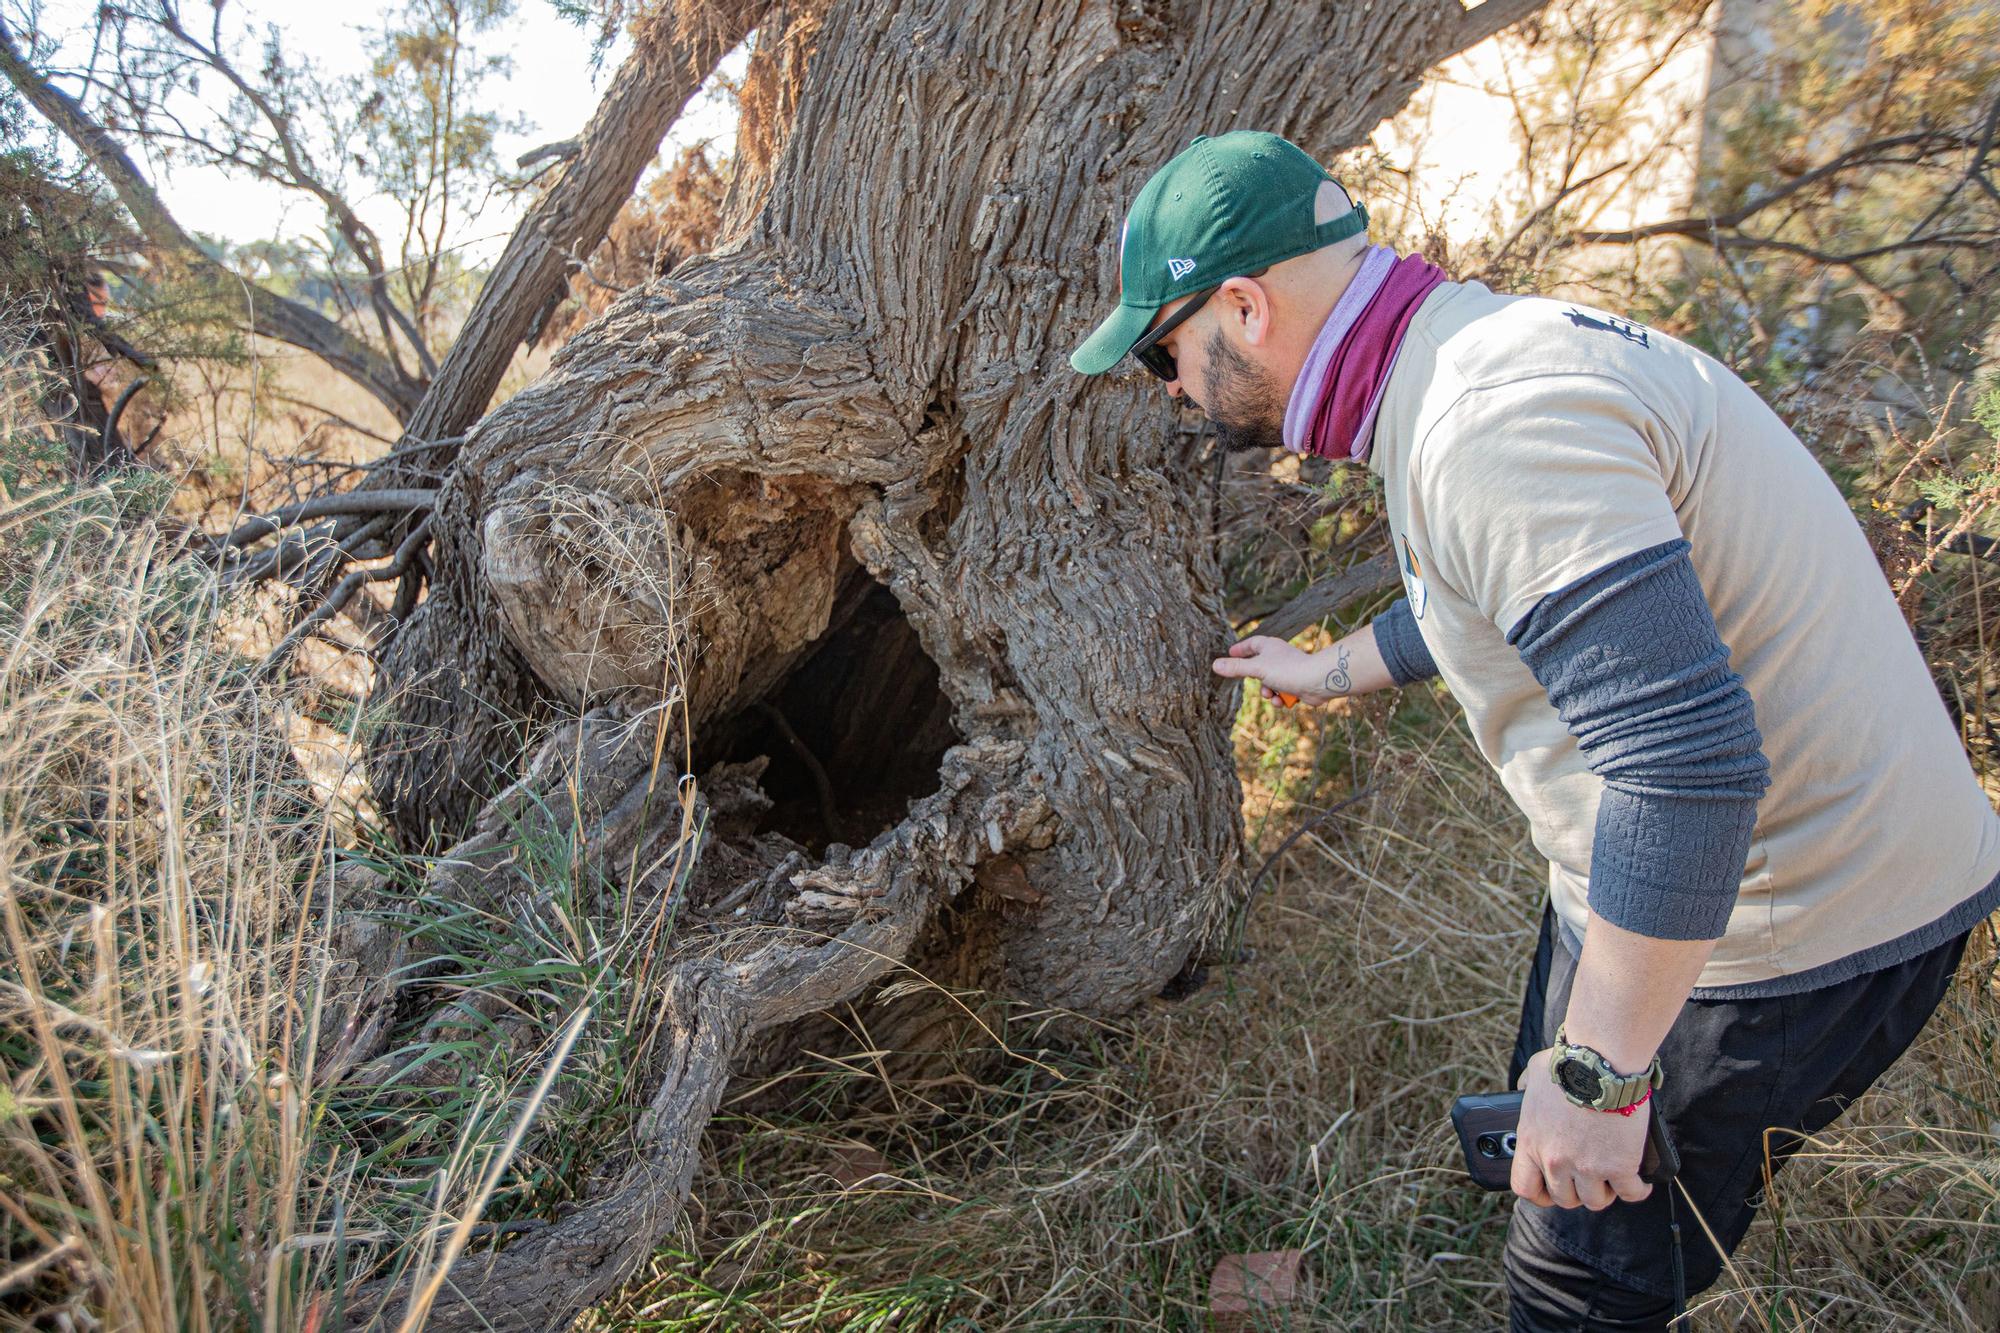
left=1372, top=596, right=1438, bottom=685
left=1369, top=540, right=1771, bottom=941
left=1505, top=538, right=1771, bottom=941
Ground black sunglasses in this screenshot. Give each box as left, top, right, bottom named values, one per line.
left=1127, top=267, right=1268, bottom=382
left=1128, top=284, right=1220, bottom=382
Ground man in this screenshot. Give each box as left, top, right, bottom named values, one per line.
left=1070, top=130, right=2000, bottom=1329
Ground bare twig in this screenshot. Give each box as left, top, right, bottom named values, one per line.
left=0, top=1234, right=82, bottom=1297
left=103, top=374, right=148, bottom=454
left=754, top=701, right=840, bottom=841
left=1906, top=94, right=2000, bottom=239
left=1572, top=129, right=1987, bottom=248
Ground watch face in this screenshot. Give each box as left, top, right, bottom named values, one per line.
left=1556, top=1056, right=1603, bottom=1103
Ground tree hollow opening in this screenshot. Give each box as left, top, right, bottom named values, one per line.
left=697, top=570, right=961, bottom=853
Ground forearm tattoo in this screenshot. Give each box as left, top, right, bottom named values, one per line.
left=1323, top=644, right=1353, bottom=696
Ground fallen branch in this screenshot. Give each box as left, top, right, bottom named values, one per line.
left=257, top=518, right=431, bottom=679
left=229, top=513, right=394, bottom=589
left=219, top=489, right=436, bottom=551
left=1240, top=550, right=1401, bottom=642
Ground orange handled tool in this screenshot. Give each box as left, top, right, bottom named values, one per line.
left=1275, top=690, right=1299, bottom=708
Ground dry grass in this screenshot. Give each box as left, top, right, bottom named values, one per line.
left=0, top=339, right=603, bottom=1328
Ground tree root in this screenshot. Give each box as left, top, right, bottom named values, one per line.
left=348, top=733, right=1043, bottom=1331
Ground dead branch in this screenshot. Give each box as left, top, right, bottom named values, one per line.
left=266, top=391, right=404, bottom=446
left=219, top=489, right=436, bottom=551
left=101, top=374, right=148, bottom=455
left=1571, top=128, right=1991, bottom=249
left=226, top=514, right=393, bottom=589
left=1242, top=550, right=1402, bottom=642
left=257, top=519, right=432, bottom=679
left=754, top=700, right=840, bottom=840
left=1906, top=94, right=2000, bottom=240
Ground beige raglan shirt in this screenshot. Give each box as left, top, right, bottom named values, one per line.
left=1365, top=279, right=2000, bottom=991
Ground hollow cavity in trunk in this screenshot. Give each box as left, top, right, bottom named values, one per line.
left=696, top=562, right=962, bottom=854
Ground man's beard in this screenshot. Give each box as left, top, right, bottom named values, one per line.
left=1199, top=327, right=1285, bottom=452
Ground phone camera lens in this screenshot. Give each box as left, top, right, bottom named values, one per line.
left=1476, top=1134, right=1501, bottom=1158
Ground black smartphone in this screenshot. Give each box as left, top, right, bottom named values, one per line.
left=1451, top=1090, right=1680, bottom=1191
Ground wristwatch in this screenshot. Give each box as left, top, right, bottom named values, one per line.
left=1549, top=1023, right=1663, bottom=1112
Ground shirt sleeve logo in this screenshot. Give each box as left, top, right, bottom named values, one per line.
left=1562, top=307, right=1650, bottom=348
left=1400, top=534, right=1429, bottom=620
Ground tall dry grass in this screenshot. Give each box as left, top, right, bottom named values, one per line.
left=0, top=332, right=597, bottom=1328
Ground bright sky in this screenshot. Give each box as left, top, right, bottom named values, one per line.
left=26, top=0, right=744, bottom=265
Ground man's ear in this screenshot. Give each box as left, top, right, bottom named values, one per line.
left=1215, top=275, right=1272, bottom=348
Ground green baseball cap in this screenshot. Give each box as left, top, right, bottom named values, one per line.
left=1070, top=130, right=1368, bottom=375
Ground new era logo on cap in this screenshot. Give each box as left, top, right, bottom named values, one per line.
left=1070, top=131, right=1371, bottom=376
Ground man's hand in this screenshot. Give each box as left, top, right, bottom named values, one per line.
left=1511, top=1049, right=1652, bottom=1210
left=1212, top=635, right=1335, bottom=704
left=1212, top=625, right=1395, bottom=704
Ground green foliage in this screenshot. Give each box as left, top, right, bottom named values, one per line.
left=0, top=89, right=110, bottom=304
left=1975, top=375, right=2000, bottom=444
left=351, top=0, right=527, bottom=348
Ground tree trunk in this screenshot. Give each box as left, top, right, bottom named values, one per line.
left=359, top=2, right=1545, bottom=1325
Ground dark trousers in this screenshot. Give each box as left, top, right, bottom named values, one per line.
left=1502, top=907, right=1970, bottom=1331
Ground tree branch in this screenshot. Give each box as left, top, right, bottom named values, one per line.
left=1455, top=0, right=1546, bottom=50
left=0, top=15, right=426, bottom=420
left=1240, top=550, right=1401, bottom=642
left=103, top=375, right=148, bottom=454
left=1570, top=129, right=1982, bottom=247
left=257, top=518, right=431, bottom=680
left=219, top=488, right=437, bottom=550
left=355, top=0, right=772, bottom=492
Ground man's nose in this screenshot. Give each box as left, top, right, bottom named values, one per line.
left=1164, top=377, right=1184, bottom=400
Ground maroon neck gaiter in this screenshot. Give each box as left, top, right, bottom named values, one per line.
left=1302, top=253, right=1446, bottom=461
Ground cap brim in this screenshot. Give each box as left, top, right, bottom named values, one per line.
left=1069, top=301, right=1158, bottom=375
